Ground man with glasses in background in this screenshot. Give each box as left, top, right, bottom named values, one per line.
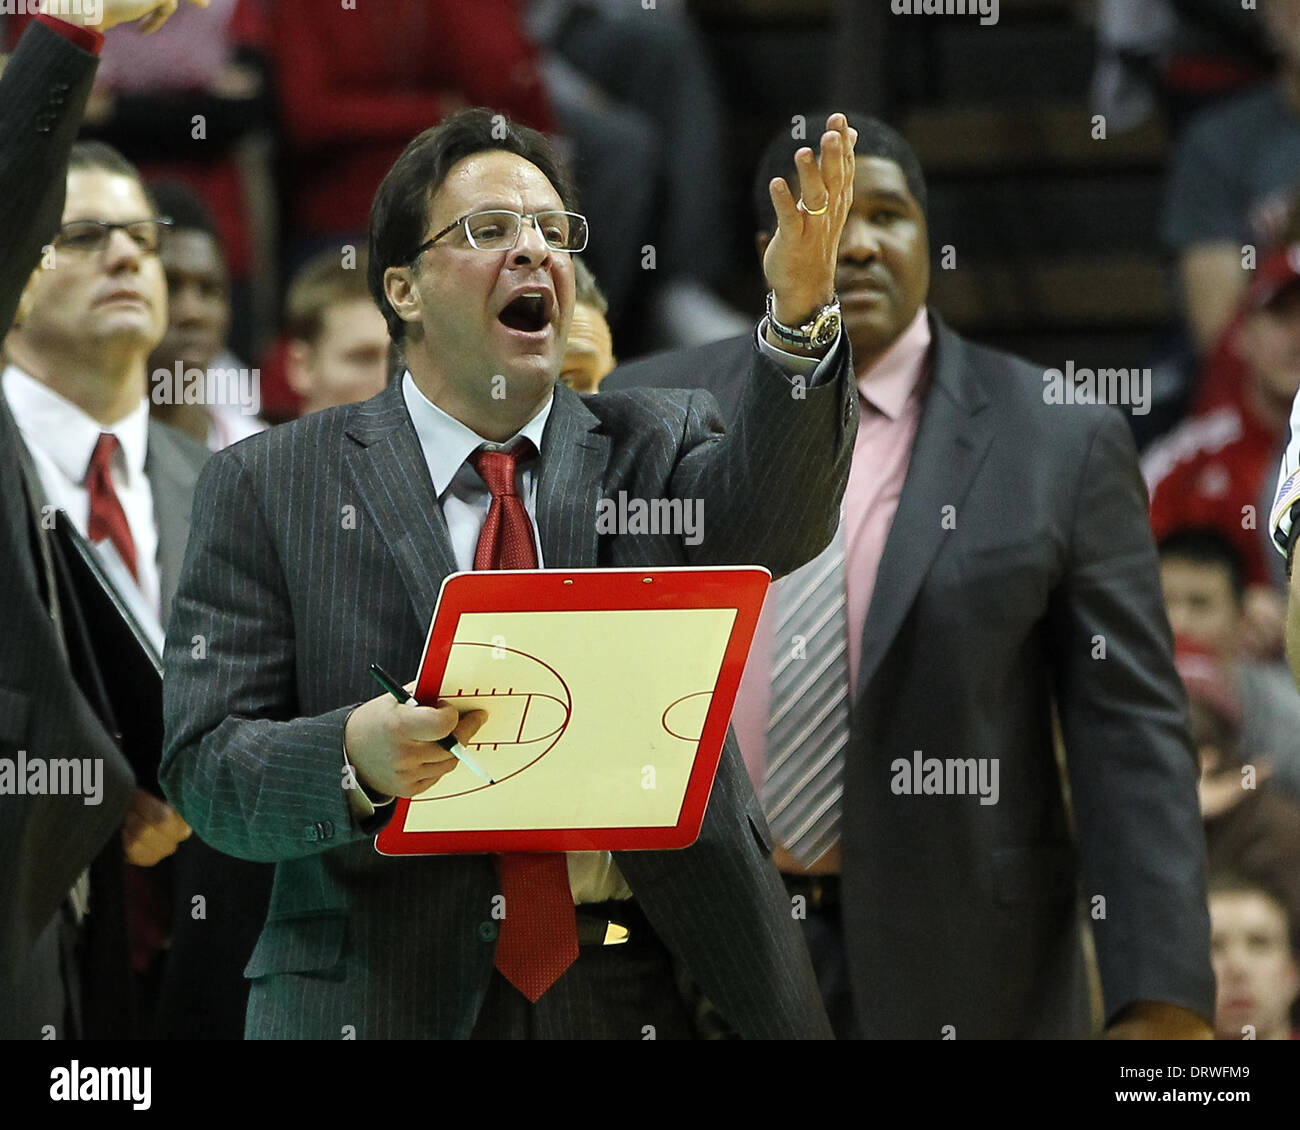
left=160, top=108, right=859, bottom=1039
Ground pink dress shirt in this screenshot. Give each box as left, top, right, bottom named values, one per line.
left=732, top=308, right=933, bottom=789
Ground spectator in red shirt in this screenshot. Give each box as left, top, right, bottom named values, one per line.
left=1144, top=248, right=1300, bottom=628
left=269, top=0, right=554, bottom=241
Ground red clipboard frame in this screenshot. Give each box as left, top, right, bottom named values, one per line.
left=374, top=566, right=770, bottom=856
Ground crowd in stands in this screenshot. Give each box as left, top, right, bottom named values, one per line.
left=1100, top=0, right=1300, bottom=1039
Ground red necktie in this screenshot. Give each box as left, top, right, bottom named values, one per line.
left=470, top=441, right=578, bottom=1002
left=85, top=433, right=138, bottom=580
left=86, top=433, right=165, bottom=973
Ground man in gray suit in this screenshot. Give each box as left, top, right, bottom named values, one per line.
left=0, top=0, right=209, bottom=1042
left=161, top=109, right=859, bottom=1038
left=3, top=138, right=208, bottom=1031
left=604, top=113, right=1217, bottom=1039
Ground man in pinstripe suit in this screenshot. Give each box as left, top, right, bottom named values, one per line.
left=161, top=109, right=859, bottom=1038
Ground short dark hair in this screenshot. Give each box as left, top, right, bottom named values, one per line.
left=368, top=108, right=579, bottom=342
left=68, top=141, right=156, bottom=213
left=1208, top=869, right=1298, bottom=955
left=146, top=179, right=217, bottom=237
left=752, top=111, right=927, bottom=233
left=1157, top=528, right=1247, bottom=604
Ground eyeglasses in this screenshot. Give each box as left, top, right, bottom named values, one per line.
left=54, top=218, right=173, bottom=255
left=408, top=210, right=588, bottom=261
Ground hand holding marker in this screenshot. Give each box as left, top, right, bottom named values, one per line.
left=368, top=663, right=496, bottom=785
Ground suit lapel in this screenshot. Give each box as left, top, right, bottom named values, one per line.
left=342, top=382, right=610, bottom=620
left=855, top=317, right=994, bottom=697
left=343, top=382, right=457, bottom=627
left=534, top=383, right=609, bottom=568
left=146, top=422, right=200, bottom=625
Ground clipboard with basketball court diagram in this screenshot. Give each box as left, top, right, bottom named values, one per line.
left=374, top=565, right=770, bottom=855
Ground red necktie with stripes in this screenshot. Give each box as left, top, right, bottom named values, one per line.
left=469, top=441, right=578, bottom=1001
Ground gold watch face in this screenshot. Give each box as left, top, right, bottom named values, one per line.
left=810, top=307, right=841, bottom=347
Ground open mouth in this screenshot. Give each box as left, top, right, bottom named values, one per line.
left=498, top=293, right=551, bottom=334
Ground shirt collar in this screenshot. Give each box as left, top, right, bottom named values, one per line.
left=856, top=306, right=932, bottom=420
left=401, top=370, right=553, bottom=496
left=2, top=363, right=151, bottom=485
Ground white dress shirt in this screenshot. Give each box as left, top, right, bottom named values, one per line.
left=3, top=365, right=162, bottom=619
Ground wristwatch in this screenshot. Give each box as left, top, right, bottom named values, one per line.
left=765, top=291, right=841, bottom=350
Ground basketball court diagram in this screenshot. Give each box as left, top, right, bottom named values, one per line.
left=380, top=570, right=767, bottom=849
left=405, top=605, right=739, bottom=823
left=661, top=691, right=713, bottom=743
left=427, top=641, right=572, bottom=798
left=419, top=634, right=722, bottom=804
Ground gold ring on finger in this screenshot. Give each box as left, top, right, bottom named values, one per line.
left=797, top=198, right=829, bottom=216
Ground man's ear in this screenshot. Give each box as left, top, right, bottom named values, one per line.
left=285, top=339, right=313, bottom=397
left=755, top=230, right=772, bottom=269
left=383, top=265, right=423, bottom=331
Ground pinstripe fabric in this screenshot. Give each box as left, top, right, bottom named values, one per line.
left=762, top=525, right=849, bottom=866
left=160, top=342, right=856, bottom=1038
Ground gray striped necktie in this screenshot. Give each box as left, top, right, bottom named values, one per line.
left=762, top=522, right=850, bottom=867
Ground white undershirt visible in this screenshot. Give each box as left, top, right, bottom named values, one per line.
left=3, top=364, right=161, bottom=620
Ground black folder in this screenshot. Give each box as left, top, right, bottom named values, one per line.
left=50, top=510, right=163, bottom=792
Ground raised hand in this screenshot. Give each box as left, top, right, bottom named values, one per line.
left=762, top=112, right=858, bottom=338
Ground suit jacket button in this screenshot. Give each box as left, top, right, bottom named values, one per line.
left=318, top=820, right=335, bottom=839
left=477, top=921, right=498, bottom=942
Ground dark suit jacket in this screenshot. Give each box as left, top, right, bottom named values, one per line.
left=161, top=344, right=857, bottom=1039
left=6, top=406, right=209, bottom=1031
left=13, top=403, right=273, bottom=1043
left=603, top=315, right=1216, bottom=1038
left=0, top=20, right=138, bottom=1040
